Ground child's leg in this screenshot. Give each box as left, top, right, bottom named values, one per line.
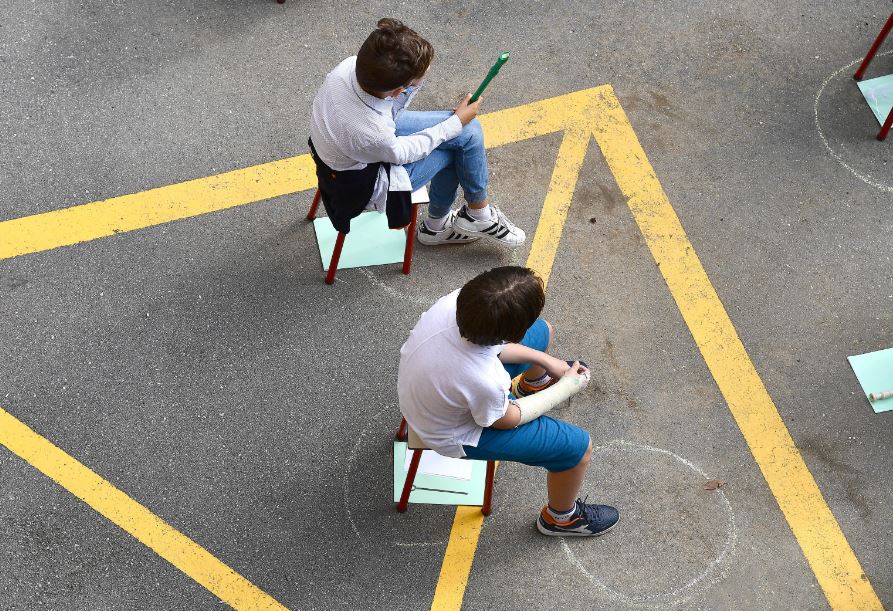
left=396, top=111, right=488, bottom=217
left=398, top=110, right=524, bottom=246
left=546, top=437, right=592, bottom=511
left=503, top=320, right=559, bottom=395
left=463, top=416, right=594, bottom=511
left=519, top=320, right=553, bottom=383
left=464, top=421, right=617, bottom=536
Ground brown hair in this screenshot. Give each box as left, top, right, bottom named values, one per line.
left=456, top=266, right=546, bottom=346
left=356, top=18, right=433, bottom=93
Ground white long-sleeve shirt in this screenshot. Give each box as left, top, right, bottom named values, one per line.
left=309, top=56, right=463, bottom=211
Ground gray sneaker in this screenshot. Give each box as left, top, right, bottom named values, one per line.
left=453, top=205, right=526, bottom=247
left=536, top=499, right=620, bottom=537
left=416, top=209, right=480, bottom=246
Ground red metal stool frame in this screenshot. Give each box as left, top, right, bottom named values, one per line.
left=395, top=417, right=495, bottom=516
left=307, top=189, right=420, bottom=284
left=854, top=11, right=893, bottom=141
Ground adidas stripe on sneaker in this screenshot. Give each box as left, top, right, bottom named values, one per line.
left=416, top=209, right=480, bottom=246
left=453, top=205, right=526, bottom=247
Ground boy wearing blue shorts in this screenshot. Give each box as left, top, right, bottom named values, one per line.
left=398, top=266, right=619, bottom=536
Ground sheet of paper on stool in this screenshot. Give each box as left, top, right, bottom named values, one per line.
left=393, top=442, right=486, bottom=506
left=411, top=185, right=430, bottom=204
left=313, top=212, right=406, bottom=270
left=403, top=448, right=473, bottom=481
left=847, top=346, right=893, bottom=414
left=857, top=74, right=893, bottom=125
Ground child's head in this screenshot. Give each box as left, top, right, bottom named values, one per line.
left=457, top=266, right=545, bottom=346
left=356, top=18, right=433, bottom=94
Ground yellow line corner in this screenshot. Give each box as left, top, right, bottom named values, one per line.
left=430, top=85, right=881, bottom=611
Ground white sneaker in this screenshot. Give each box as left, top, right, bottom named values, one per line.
left=416, top=210, right=480, bottom=246
left=453, top=205, right=526, bottom=247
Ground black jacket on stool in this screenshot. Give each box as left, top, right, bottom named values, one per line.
left=308, top=138, right=412, bottom=234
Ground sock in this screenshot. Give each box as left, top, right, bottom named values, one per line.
left=522, top=372, right=551, bottom=388
left=425, top=213, right=450, bottom=231
left=467, top=204, right=492, bottom=221
left=547, top=503, right=578, bottom=523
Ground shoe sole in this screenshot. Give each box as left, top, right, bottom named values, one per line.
left=535, top=514, right=620, bottom=537
left=416, top=235, right=480, bottom=246
left=454, top=227, right=525, bottom=247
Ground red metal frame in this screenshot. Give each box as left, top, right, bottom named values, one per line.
left=402, top=203, right=420, bottom=275
left=308, top=190, right=420, bottom=283
left=396, top=417, right=495, bottom=516
left=854, top=12, right=893, bottom=141
left=879, top=109, right=893, bottom=142
left=307, top=190, right=321, bottom=221
left=325, top=233, right=346, bottom=285
left=482, top=460, right=495, bottom=516
left=854, top=12, right=893, bottom=81
left=398, top=449, right=423, bottom=513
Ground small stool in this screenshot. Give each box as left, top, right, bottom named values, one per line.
left=854, top=11, right=893, bottom=141
left=395, top=417, right=496, bottom=516
left=307, top=189, right=420, bottom=284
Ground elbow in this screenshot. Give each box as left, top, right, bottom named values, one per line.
left=489, top=404, right=521, bottom=429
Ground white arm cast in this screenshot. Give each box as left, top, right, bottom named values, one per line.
left=512, top=373, right=589, bottom=425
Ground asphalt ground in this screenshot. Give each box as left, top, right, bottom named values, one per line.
left=1, top=0, right=891, bottom=609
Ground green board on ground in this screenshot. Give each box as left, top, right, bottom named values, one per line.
left=857, top=73, right=893, bottom=125
left=847, top=347, right=893, bottom=414
left=393, top=442, right=487, bottom=506
left=313, top=212, right=407, bottom=270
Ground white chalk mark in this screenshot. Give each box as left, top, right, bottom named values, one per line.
left=560, top=439, right=737, bottom=609
left=814, top=51, right=893, bottom=193
left=343, top=403, right=447, bottom=549
left=357, top=268, right=430, bottom=306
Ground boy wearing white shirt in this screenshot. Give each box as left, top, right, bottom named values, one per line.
left=309, top=18, right=525, bottom=246
left=398, top=266, right=620, bottom=536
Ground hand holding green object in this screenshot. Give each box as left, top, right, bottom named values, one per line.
left=469, top=52, right=509, bottom=103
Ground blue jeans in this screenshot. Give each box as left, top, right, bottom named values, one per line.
left=395, top=111, right=488, bottom=218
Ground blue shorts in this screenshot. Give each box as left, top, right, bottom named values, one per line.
left=462, top=319, right=591, bottom=473
left=501, top=318, right=552, bottom=380
left=463, top=415, right=590, bottom=472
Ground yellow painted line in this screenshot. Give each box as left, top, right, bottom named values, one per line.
left=429, top=507, right=487, bottom=611
left=0, top=86, right=611, bottom=262
left=525, top=127, right=591, bottom=289
left=0, top=155, right=317, bottom=261
left=431, top=86, right=881, bottom=611
left=429, top=113, right=593, bottom=611
left=0, top=406, right=287, bottom=611
left=0, top=84, right=880, bottom=609
left=588, top=86, right=882, bottom=610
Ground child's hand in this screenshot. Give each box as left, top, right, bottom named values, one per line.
left=454, top=93, right=482, bottom=125
left=562, top=361, right=591, bottom=386
left=543, top=355, right=572, bottom=379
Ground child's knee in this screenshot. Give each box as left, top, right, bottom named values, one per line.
left=577, top=437, right=593, bottom=467
left=461, top=118, right=484, bottom=147
left=544, top=319, right=554, bottom=349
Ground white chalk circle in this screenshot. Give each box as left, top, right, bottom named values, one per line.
left=343, top=403, right=453, bottom=549
left=560, top=440, right=736, bottom=608
left=814, top=51, right=893, bottom=193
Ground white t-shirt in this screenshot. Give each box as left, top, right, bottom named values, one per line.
left=309, top=56, right=463, bottom=212
left=397, top=290, right=511, bottom=458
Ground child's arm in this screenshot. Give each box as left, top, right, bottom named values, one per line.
left=354, top=95, right=482, bottom=167
left=498, top=343, right=570, bottom=379
left=490, top=362, right=589, bottom=429
left=490, top=403, right=521, bottom=429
